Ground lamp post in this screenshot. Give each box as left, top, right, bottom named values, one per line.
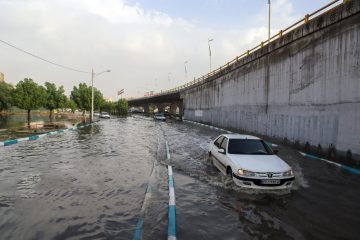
left=184, top=61, right=188, bottom=82
left=208, top=38, right=213, bottom=72
left=168, top=72, right=171, bottom=89
left=91, top=69, right=111, bottom=122
left=268, top=0, right=271, bottom=44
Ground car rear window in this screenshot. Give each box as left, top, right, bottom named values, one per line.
left=228, top=139, right=273, bottom=155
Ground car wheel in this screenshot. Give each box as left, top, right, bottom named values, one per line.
left=208, top=152, right=214, bottom=164
left=226, top=167, right=233, bottom=178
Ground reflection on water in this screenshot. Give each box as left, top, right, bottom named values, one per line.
left=0, top=114, right=83, bottom=141
left=0, top=114, right=77, bottom=129
left=0, top=116, right=359, bottom=240
left=17, top=174, right=41, bottom=198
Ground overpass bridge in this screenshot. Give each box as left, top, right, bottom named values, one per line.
left=128, top=0, right=360, bottom=161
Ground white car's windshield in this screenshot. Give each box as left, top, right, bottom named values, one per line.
left=228, top=139, right=273, bottom=155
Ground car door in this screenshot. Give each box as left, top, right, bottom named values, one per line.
left=211, top=136, right=224, bottom=165
left=218, top=137, right=228, bottom=168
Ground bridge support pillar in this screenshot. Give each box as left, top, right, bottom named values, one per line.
left=157, top=103, right=166, bottom=113
left=170, top=103, right=178, bottom=115
left=143, top=104, right=149, bottom=114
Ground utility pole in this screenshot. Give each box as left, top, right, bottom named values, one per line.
left=208, top=39, right=213, bottom=72
left=184, top=61, right=188, bottom=82
left=91, top=69, right=94, bottom=122
left=90, top=69, right=111, bottom=122
left=268, top=0, right=271, bottom=43
left=168, top=72, right=171, bottom=89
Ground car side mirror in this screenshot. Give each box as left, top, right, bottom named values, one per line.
left=273, top=150, right=279, bottom=154
left=218, top=149, right=225, bottom=154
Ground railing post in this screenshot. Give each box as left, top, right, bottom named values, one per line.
left=304, top=14, right=310, bottom=24
left=279, top=30, right=283, bottom=38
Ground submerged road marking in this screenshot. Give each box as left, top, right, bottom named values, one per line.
left=133, top=180, right=153, bottom=240
left=166, top=141, right=177, bottom=240
left=299, top=151, right=360, bottom=175
left=168, top=165, right=176, bottom=240
left=166, top=141, right=170, bottom=160
left=133, top=159, right=156, bottom=239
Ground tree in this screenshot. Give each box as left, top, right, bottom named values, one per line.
left=101, top=101, right=116, bottom=115
left=44, top=82, right=67, bottom=120
left=116, top=99, right=128, bottom=116
left=70, top=83, right=104, bottom=115
left=66, top=99, right=77, bottom=113
left=0, top=81, right=14, bottom=112
left=12, top=78, right=46, bottom=126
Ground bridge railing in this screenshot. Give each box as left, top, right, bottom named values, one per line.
left=135, top=0, right=345, bottom=100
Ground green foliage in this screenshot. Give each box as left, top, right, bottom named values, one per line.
left=70, top=83, right=104, bottom=112
left=66, top=99, right=77, bottom=113
left=101, top=101, right=116, bottom=114
left=0, top=81, right=14, bottom=111
left=44, top=82, right=67, bottom=111
left=12, top=78, right=47, bottom=111
left=116, top=99, right=128, bottom=115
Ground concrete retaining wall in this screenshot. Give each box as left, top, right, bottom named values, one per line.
left=181, top=1, right=360, bottom=160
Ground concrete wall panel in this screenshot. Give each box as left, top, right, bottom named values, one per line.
left=182, top=3, right=360, bottom=159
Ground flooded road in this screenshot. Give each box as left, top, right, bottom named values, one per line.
left=0, top=116, right=359, bottom=239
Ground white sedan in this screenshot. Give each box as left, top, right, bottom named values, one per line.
left=99, top=112, right=111, bottom=119
left=209, top=134, right=294, bottom=189
left=154, top=113, right=166, bottom=121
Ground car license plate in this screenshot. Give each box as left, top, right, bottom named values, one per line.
left=261, top=179, right=280, bottom=185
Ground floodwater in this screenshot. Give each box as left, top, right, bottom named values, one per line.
left=0, top=114, right=76, bottom=129
left=0, top=116, right=359, bottom=239
left=0, top=114, right=82, bottom=141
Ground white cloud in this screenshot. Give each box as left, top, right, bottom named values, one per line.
left=0, top=0, right=300, bottom=99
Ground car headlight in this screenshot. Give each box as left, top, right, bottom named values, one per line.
left=283, top=169, right=294, bottom=177
left=238, top=169, right=256, bottom=177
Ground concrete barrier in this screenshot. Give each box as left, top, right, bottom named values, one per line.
left=182, top=1, right=360, bottom=161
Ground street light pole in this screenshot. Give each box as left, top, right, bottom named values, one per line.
left=184, top=61, right=188, bottom=82
left=90, top=69, right=111, bottom=122
left=208, top=38, right=213, bottom=72
left=268, top=0, right=271, bottom=44
left=168, top=72, right=171, bottom=89
left=91, top=69, right=94, bottom=122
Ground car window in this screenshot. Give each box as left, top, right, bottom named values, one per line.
left=228, top=139, right=273, bottom=155
left=220, top=137, right=228, bottom=151
left=214, top=136, right=224, bottom=148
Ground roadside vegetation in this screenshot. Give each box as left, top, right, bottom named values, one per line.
left=0, top=78, right=128, bottom=127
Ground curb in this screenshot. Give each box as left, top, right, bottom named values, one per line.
left=0, top=123, right=92, bottom=147
left=299, top=151, right=360, bottom=175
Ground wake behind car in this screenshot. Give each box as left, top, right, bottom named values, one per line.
left=209, top=134, right=294, bottom=189
left=154, top=113, right=166, bottom=121
left=99, top=112, right=110, bottom=119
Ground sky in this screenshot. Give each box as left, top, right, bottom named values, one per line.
left=0, top=0, right=337, bottom=100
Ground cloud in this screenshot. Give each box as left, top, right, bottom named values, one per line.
left=0, top=0, right=300, bottom=99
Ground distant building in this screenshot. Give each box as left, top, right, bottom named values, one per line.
left=0, top=72, right=4, bottom=82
